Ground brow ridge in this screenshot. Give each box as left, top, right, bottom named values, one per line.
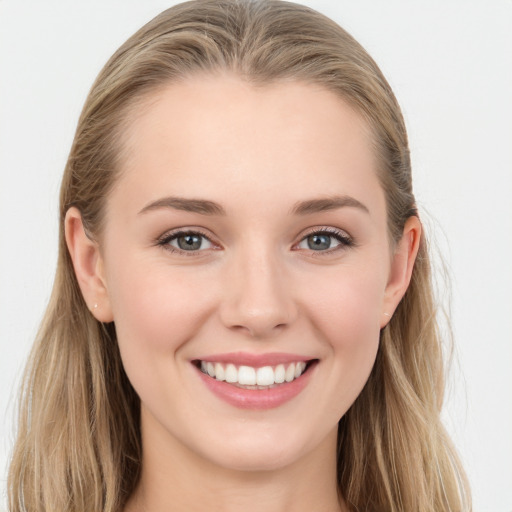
left=139, top=194, right=368, bottom=217
left=138, top=196, right=226, bottom=216
left=291, top=195, right=369, bottom=215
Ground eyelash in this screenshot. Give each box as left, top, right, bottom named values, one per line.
left=296, top=227, right=354, bottom=254
left=156, top=227, right=354, bottom=256
left=156, top=228, right=217, bottom=256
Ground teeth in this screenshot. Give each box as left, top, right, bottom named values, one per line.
left=256, top=366, right=274, bottom=386
left=294, top=361, right=306, bottom=378
left=225, top=364, right=238, bottom=383
left=285, top=364, right=295, bottom=382
left=198, top=360, right=309, bottom=386
left=238, top=366, right=256, bottom=385
left=274, top=364, right=285, bottom=384
left=215, top=362, right=225, bottom=381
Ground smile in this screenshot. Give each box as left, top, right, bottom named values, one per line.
left=198, top=361, right=308, bottom=388
left=192, top=354, right=317, bottom=410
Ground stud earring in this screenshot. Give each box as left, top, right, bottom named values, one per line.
left=93, top=303, right=98, bottom=310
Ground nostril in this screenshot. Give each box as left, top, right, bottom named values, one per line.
left=218, top=272, right=298, bottom=337
left=226, top=315, right=292, bottom=338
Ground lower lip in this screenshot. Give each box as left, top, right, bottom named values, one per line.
left=194, top=363, right=316, bottom=410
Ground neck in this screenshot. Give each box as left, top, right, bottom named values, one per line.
left=125, top=415, right=345, bottom=512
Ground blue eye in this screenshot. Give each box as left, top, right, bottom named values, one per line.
left=159, top=231, right=213, bottom=252
left=297, top=229, right=352, bottom=252
left=305, top=233, right=334, bottom=250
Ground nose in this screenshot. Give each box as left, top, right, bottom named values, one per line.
left=219, top=246, right=297, bottom=338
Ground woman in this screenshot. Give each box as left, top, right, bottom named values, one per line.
left=7, top=1, right=471, bottom=511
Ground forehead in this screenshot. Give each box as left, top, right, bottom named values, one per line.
left=112, top=74, right=385, bottom=219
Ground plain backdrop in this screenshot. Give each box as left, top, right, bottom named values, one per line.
left=1, top=1, right=511, bottom=510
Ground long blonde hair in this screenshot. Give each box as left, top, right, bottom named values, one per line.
left=8, top=1, right=471, bottom=510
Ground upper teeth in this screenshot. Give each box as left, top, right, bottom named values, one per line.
left=199, top=361, right=307, bottom=386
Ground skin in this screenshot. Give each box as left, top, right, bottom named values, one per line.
left=66, top=74, right=420, bottom=512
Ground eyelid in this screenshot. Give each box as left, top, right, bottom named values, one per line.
left=155, top=227, right=220, bottom=255
left=154, top=225, right=354, bottom=256
left=293, top=226, right=355, bottom=253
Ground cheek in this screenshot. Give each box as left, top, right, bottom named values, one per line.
left=303, top=264, right=385, bottom=395
left=308, top=264, right=385, bottom=341
left=105, top=258, right=222, bottom=422
left=105, top=255, right=215, bottom=370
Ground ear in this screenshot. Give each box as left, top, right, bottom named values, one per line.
left=380, top=216, right=422, bottom=328
left=64, top=207, right=114, bottom=322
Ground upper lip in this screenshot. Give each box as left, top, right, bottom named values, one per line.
left=193, top=351, right=316, bottom=367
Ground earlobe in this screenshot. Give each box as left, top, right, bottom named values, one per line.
left=381, top=216, right=422, bottom=328
left=64, top=207, right=114, bottom=322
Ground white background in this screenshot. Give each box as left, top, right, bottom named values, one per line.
left=0, top=1, right=511, bottom=510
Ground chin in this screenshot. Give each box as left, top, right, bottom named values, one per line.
left=207, top=442, right=304, bottom=472
left=194, top=422, right=331, bottom=473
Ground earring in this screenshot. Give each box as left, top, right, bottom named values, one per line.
left=93, top=303, right=98, bottom=310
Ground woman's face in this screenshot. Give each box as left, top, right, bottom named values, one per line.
left=95, top=75, right=410, bottom=471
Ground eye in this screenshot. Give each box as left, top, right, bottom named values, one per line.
left=296, top=228, right=353, bottom=252
left=158, top=230, right=214, bottom=253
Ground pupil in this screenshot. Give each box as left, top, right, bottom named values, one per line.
left=308, top=234, right=331, bottom=250
left=178, top=234, right=202, bottom=250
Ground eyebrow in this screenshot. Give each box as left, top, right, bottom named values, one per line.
left=138, top=194, right=369, bottom=217
left=138, top=196, right=226, bottom=216
left=290, top=195, right=369, bottom=215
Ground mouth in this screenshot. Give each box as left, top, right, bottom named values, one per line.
left=193, top=359, right=316, bottom=389
left=191, top=356, right=318, bottom=409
